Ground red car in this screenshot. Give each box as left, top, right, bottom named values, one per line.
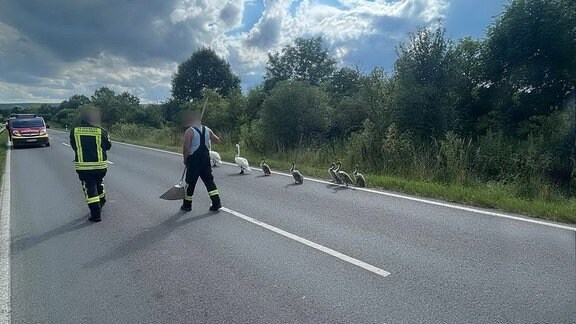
left=7, top=115, right=51, bottom=148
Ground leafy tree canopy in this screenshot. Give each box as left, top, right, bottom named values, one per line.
left=261, top=81, right=331, bottom=148
left=264, top=37, right=337, bottom=90
left=172, top=47, right=241, bottom=102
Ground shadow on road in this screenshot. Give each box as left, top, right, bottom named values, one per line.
left=227, top=172, right=250, bottom=177
left=284, top=183, right=304, bottom=188
left=11, top=215, right=92, bottom=253
left=326, top=184, right=351, bottom=193
left=83, top=211, right=217, bottom=268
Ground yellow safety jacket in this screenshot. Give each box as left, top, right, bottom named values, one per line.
left=70, top=122, right=112, bottom=171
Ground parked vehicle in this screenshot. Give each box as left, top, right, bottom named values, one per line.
left=7, top=115, right=50, bottom=148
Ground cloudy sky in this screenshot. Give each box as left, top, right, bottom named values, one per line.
left=0, top=0, right=508, bottom=103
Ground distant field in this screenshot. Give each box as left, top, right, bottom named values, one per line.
left=0, top=103, right=56, bottom=110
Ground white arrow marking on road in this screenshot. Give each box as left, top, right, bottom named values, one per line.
left=221, top=207, right=391, bottom=277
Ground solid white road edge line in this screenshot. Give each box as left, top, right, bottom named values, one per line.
left=106, top=161, right=115, bottom=165
left=50, top=131, right=576, bottom=232
left=0, top=144, right=11, bottom=323
left=225, top=163, right=576, bottom=232
left=61, top=143, right=70, bottom=147
left=221, top=207, right=391, bottom=277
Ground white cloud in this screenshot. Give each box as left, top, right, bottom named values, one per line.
left=0, top=0, right=449, bottom=102
left=230, top=0, right=449, bottom=81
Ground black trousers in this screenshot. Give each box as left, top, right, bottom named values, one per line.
left=184, top=150, right=219, bottom=205
left=78, top=170, right=107, bottom=211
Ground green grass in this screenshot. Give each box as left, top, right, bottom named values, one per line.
left=107, top=132, right=576, bottom=225
left=0, top=130, right=8, bottom=182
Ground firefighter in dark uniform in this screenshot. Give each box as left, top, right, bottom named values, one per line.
left=181, top=110, right=222, bottom=212
left=70, top=107, right=111, bottom=222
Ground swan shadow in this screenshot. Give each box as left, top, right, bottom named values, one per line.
left=83, top=211, right=217, bottom=268
left=12, top=215, right=93, bottom=253
left=284, top=182, right=303, bottom=188
left=331, top=185, right=351, bottom=193
left=227, top=172, right=248, bottom=176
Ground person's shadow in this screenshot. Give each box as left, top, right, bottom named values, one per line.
left=11, top=215, right=92, bottom=253
left=83, top=211, right=216, bottom=268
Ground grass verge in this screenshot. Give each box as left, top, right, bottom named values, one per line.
left=109, top=134, right=576, bottom=225
left=0, top=130, right=7, bottom=182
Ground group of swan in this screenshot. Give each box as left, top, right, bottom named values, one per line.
left=235, top=144, right=302, bottom=184
left=215, top=144, right=366, bottom=187
left=329, top=161, right=366, bottom=187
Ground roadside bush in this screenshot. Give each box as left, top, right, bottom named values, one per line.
left=435, top=132, right=474, bottom=185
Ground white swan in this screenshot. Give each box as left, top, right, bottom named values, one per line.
left=210, top=150, right=222, bottom=167
left=234, top=144, right=252, bottom=174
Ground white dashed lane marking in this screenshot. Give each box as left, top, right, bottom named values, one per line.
left=221, top=207, right=391, bottom=277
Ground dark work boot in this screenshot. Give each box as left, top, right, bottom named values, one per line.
left=209, top=196, right=222, bottom=211
left=180, top=200, right=192, bottom=212
left=89, top=206, right=102, bottom=222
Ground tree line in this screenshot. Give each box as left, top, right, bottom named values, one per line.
left=4, top=0, right=575, bottom=198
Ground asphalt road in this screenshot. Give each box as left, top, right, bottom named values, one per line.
left=4, top=130, right=576, bottom=323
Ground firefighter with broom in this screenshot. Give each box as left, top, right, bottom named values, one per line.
left=70, top=106, right=112, bottom=222
left=180, top=108, right=222, bottom=212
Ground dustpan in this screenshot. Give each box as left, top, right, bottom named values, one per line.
left=160, top=168, right=186, bottom=200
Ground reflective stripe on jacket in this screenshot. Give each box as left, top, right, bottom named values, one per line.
left=70, top=123, right=111, bottom=171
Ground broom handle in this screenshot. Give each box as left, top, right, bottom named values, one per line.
left=201, top=92, right=209, bottom=119
left=179, top=167, right=186, bottom=185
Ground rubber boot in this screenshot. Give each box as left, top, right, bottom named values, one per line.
left=209, top=196, right=222, bottom=211
left=181, top=200, right=192, bottom=212
left=89, top=205, right=102, bottom=222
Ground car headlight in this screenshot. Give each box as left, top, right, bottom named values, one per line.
left=39, top=130, right=47, bottom=135
left=12, top=130, right=20, bottom=136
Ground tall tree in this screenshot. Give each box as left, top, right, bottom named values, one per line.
left=393, top=26, right=458, bottom=139
left=483, top=0, right=576, bottom=133
left=261, top=81, right=331, bottom=148
left=328, top=67, right=362, bottom=99
left=90, top=87, right=140, bottom=127
left=264, top=37, right=337, bottom=90
left=451, top=37, right=487, bottom=135
left=172, top=47, right=241, bottom=102
left=59, top=94, right=90, bottom=110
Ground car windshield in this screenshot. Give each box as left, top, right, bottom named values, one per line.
left=11, top=119, right=44, bottom=128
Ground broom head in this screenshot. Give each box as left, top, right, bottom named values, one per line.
left=160, top=183, right=185, bottom=200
